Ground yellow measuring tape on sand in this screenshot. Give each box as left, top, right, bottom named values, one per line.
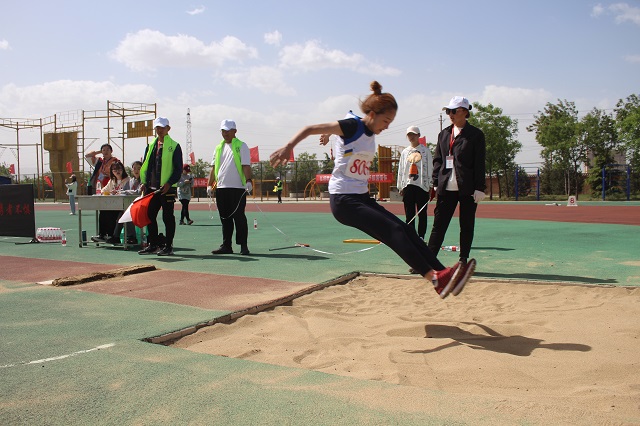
left=343, top=238, right=380, bottom=244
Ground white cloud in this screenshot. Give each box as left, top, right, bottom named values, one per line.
left=592, top=2, right=640, bottom=25
left=314, top=94, right=359, bottom=117
left=0, top=39, right=9, bottom=50
left=186, top=6, right=205, bottom=15
left=279, top=40, right=401, bottom=76
left=610, top=3, right=640, bottom=25
left=475, top=85, right=557, bottom=164
left=0, top=80, right=156, bottom=117
left=624, top=54, right=640, bottom=62
left=110, top=29, right=258, bottom=72
left=479, top=85, right=553, bottom=114
left=221, top=66, right=296, bottom=96
left=591, top=4, right=605, bottom=17
left=264, top=31, right=282, bottom=46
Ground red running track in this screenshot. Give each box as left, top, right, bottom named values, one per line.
left=37, top=201, right=639, bottom=226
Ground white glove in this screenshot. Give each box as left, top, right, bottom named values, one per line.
left=473, top=190, right=486, bottom=203
left=246, top=181, right=253, bottom=194
left=206, top=186, right=213, bottom=197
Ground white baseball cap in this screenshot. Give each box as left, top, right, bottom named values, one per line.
left=406, top=126, right=420, bottom=135
left=220, top=119, right=236, bottom=131
left=153, top=117, right=170, bottom=128
left=443, top=96, right=472, bottom=111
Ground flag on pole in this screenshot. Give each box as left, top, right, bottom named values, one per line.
left=66, top=161, right=73, bottom=174
left=289, top=149, right=295, bottom=163
left=44, top=176, right=53, bottom=188
left=250, top=146, right=260, bottom=163
left=419, top=136, right=427, bottom=146
left=9, top=164, right=15, bottom=174
left=189, top=151, right=195, bottom=165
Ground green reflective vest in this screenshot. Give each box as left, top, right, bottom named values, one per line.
left=140, top=135, right=179, bottom=187
left=214, top=138, right=246, bottom=185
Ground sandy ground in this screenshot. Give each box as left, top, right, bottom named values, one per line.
left=175, top=276, right=640, bottom=424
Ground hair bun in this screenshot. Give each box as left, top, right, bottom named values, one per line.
left=370, top=81, right=382, bottom=95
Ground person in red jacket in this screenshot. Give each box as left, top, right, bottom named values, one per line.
left=85, top=144, right=119, bottom=242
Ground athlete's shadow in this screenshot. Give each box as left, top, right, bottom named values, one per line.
left=405, top=322, right=590, bottom=357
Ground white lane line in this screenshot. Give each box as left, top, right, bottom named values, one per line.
left=0, top=343, right=115, bottom=368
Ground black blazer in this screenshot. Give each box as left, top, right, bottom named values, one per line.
left=432, top=122, right=486, bottom=197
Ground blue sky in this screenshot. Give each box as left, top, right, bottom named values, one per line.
left=1, top=0, right=639, bottom=175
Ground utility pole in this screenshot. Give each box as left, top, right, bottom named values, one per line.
left=186, top=108, right=193, bottom=164
left=439, top=113, right=443, bottom=132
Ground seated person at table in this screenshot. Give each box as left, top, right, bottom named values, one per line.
left=91, top=162, right=127, bottom=242
left=123, top=160, right=143, bottom=194
left=110, top=161, right=143, bottom=244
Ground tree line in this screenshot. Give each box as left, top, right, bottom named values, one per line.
left=2, top=94, right=638, bottom=200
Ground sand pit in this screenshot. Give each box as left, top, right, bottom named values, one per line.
left=174, top=276, right=640, bottom=424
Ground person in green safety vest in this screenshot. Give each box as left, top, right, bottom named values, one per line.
left=275, top=177, right=283, bottom=203
left=138, top=116, right=183, bottom=256
left=207, top=119, right=253, bottom=256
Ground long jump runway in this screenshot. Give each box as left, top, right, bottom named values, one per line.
left=1, top=201, right=638, bottom=424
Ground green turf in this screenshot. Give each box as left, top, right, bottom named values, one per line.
left=3, top=206, right=638, bottom=285
left=1, top=204, right=639, bottom=424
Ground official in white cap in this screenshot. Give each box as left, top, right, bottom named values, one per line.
left=208, top=119, right=253, bottom=255
left=138, top=116, right=184, bottom=256
left=427, top=97, right=486, bottom=266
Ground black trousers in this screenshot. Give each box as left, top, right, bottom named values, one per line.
left=277, top=190, right=282, bottom=203
left=402, top=185, right=429, bottom=239
left=330, top=193, right=444, bottom=276
left=179, top=199, right=191, bottom=222
left=98, top=210, right=119, bottom=237
left=216, top=188, right=248, bottom=248
left=427, top=190, right=478, bottom=260
left=146, top=190, right=176, bottom=247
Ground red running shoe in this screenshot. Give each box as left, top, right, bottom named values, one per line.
left=451, top=258, right=476, bottom=296
left=432, top=263, right=461, bottom=299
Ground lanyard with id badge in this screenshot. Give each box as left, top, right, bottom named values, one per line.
left=446, top=131, right=455, bottom=169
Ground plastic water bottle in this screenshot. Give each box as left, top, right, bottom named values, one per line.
left=441, top=245, right=459, bottom=252
left=141, top=232, right=148, bottom=248
left=61, top=230, right=67, bottom=247
left=96, top=181, right=102, bottom=195
left=254, top=218, right=258, bottom=229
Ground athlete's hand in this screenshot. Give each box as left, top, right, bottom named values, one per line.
left=319, top=134, right=331, bottom=146
left=270, top=146, right=292, bottom=168
left=246, top=181, right=253, bottom=194
left=429, top=187, right=436, bottom=201
left=206, top=186, right=213, bottom=197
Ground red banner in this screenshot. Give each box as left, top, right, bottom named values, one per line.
left=189, top=152, right=196, bottom=165
left=419, top=136, right=427, bottom=146
left=315, top=172, right=393, bottom=184
left=66, top=161, right=73, bottom=174
left=193, top=178, right=209, bottom=188
left=250, top=146, right=260, bottom=164
left=9, top=164, right=15, bottom=174
left=44, top=176, right=53, bottom=188
left=289, top=149, right=295, bottom=163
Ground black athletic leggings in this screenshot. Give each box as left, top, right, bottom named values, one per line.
left=330, top=193, right=445, bottom=276
left=179, top=199, right=191, bottom=222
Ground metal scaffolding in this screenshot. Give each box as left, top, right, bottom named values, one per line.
left=0, top=101, right=156, bottom=198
